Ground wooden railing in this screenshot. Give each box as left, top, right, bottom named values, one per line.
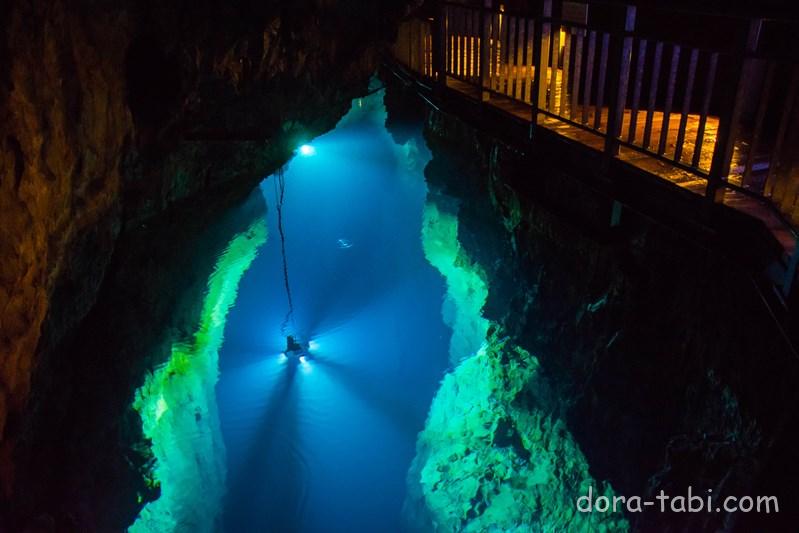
left=392, top=0, right=799, bottom=296
left=396, top=17, right=435, bottom=78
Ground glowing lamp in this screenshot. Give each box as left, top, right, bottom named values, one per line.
left=308, top=340, right=319, bottom=352
left=298, top=144, right=316, bottom=157
left=299, top=355, right=308, bottom=364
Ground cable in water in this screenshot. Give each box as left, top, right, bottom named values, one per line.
left=274, top=167, right=295, bottom=335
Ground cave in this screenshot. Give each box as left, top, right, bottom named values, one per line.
left=2, top=1, right=799, bottom=531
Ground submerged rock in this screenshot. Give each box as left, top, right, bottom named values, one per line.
left=407, top=330, right=628, bottom=533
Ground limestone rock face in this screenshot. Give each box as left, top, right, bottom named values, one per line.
left=407, top=330, right=628, bottom=532
left=0, top=0, right=409, bottom=514
left=0, top=3, right=131, bottom=488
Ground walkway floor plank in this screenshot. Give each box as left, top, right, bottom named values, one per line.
left=442, top=76, right=792, bottom=255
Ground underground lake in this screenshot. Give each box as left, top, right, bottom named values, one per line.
left=4, top=2, right=799, bottom=531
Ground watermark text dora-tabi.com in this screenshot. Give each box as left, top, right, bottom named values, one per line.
left=576, top=486, right=779, bottom=514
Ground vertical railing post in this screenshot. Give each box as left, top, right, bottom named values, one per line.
left=530, top=0, right=553, bottom=140
left=407, top=18, right=413, bottom=68
left=434, top=1, right=448, bottom=89
left=479, top=0, right=493, bottom=101
left=410, top=18, right=418, bottom=72
left=707, top=19, right=762, bottom=202
left=604, top=5, right=636, bottom=165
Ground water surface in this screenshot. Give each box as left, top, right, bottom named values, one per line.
left=216, top=87, right=450, bottom=532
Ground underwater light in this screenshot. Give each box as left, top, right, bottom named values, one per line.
left=278, top=352, right=288, bottom=363
left=298, top=144, right=316, bottom=157
left=299, top=355, right=308, bottom=364
left=308, top=340, right=319, bottom=352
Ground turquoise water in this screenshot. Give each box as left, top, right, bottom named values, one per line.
left=129, top=83, right=625, bottom=533
left=215, top=87, right=451, bottom=532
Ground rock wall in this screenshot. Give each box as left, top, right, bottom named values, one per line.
left=9, top=189, right=268, bottom=531
left=385, top=75, right=799, bottom=530
left=0, top=0, right=410, bottom=514
left=407, top=178, right=629, bottom=531
left=0, top=3, right=131, bottom=488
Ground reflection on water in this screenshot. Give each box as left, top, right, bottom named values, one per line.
left=131, top=220, right=267, bottom=532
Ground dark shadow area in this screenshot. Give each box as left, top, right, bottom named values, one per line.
left=224, top=362, right=305, bottom=532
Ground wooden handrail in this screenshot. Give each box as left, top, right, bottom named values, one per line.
left=392, top=0, right=799, bottom=296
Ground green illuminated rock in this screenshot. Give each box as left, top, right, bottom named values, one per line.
left=130, top=218, right=267, bottom=533
left=421, top=199, right=490, bottom=364
left=408, top=331, right=628, bottom=532
left=412, top=196, right=628, bottom=532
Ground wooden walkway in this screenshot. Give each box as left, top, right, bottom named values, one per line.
left=394, top=4, right=799, bottom=266
left=445, top=77, right=795, bottom=253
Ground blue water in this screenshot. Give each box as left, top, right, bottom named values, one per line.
left=216, top=91, right=450, bottom=532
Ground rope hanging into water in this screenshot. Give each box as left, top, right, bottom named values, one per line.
left=274, top=167, right=295, bottom=334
